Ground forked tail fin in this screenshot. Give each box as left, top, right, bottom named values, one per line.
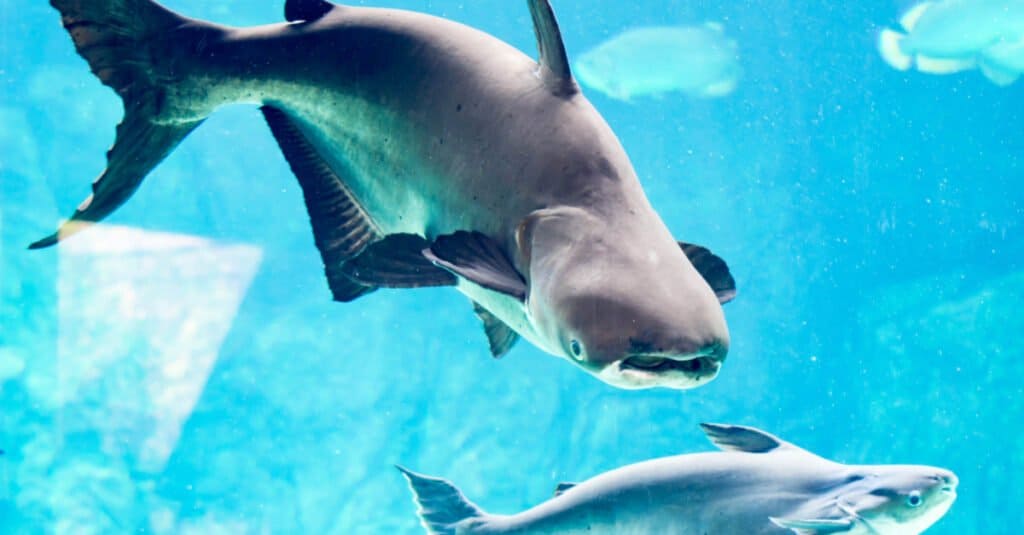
left=397, top=466, right=493, bottom=534
left=30, top=0, right=208, bottom=248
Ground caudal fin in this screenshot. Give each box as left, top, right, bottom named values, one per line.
left=397, top=466, right=491, bottom=535
left=30, top=0, right=207, bottom=249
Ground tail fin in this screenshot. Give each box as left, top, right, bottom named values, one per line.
left=397, top=466, right=490, bottom=535
left=30, top=0, right=207, bottom=249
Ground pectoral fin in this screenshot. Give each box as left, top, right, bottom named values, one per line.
left=679, top=243, right=736, bottom=303
left=770, top=516, right=853, bottom=534
left=472, top=302, right=519, bottom=358
left=342, top=234, right=457, bottom=288
left=425, top=231, right=527, bottom=300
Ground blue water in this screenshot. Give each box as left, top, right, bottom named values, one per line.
left=1, top=0, right=1021, bottom=533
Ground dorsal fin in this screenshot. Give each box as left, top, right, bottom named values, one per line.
left=553, top=482, right=577, bottom=497
left=899, top=1, right=933, bottom=31
left=285, top=0, right=336, bottom=23
left=699, top=423, right=790, bottom=453
left=526, top=0, right=577, bottom=95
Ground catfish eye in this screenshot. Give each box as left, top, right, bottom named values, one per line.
left=569, top=339, right=582, bottom=357
left=906, top=491, right=923, bottom=508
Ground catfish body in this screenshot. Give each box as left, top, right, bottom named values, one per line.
left=39, top=0, right=735, bottom=389
left=399, top=424, right=958, bottom=534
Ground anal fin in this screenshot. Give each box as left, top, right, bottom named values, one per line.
left=262, top=105, right=380, bottom=302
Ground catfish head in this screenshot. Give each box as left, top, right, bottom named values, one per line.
left=517, top=206, right=733, bottom=390
left=773, top=465, right=958, bottom=534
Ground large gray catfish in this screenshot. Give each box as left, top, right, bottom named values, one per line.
left=399, top=424, right=958, bottom=534
left=35, top=0, right=736, bottom=389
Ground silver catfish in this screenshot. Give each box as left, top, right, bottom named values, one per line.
left=399, top=424, right=958, bottom=534
left=35, top=0, right=736, bottom=389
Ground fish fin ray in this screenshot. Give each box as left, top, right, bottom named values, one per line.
left=262, top=105, right=383, bottom=301
left=284, top=0, right=337, bottom=23
left=553, top=482, right=577, bottom=496
left=32, top=0, right=203, bottom=248
left=425, top=231, right=527, bottom=301
left=899, top=2, right=933, bottom=31
left=877, top=29, right=911, bottom=71
left=699, top=423, right=788, bottom=453
left=699, top=79, right=737, bottom=98
left=342, top=234, right=457, bottom=288
left=978, top=60, right=1020, bottom=86
left=527, top=0, right=578, bottom=94
left=915, top=55, right=974, bottom=74
left=770, top=516, right=854, bottom=534
left=472, top=302, right=519, bottom=358
left=396, top=465, right=490, bottom=535
left=678, top=243, right=736, bottom=304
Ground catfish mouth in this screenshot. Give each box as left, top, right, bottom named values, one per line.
left=603, top=346, right=724, bottom=390
left=620, top=354, right=713, bottom=374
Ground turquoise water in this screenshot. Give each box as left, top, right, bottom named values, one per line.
left=1, top=0, right=1021, bottom=533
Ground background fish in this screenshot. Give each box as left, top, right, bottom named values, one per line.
left=399, top=424, right=958, bottom=534
left=573, top=24, right=741, bottom=101
left=878, top=0, right=1024, bottom=85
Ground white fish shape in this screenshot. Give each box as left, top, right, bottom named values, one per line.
left=573, top=24, right=741, bottom=101
left=878, top=0, right=1024, bottom=85
left=399, top=424, right=958, bottom=534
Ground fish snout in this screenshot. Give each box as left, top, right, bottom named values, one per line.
left=935, top=472, right=958, bottom=494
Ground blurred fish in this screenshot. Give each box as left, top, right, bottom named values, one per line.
left=878, top=0, right=1024, bottom=86
left=573, top=24, right=741, bottom=100
left=399, top=424, right=958, bottom=534
left=32, top=0, right=735, bottom=390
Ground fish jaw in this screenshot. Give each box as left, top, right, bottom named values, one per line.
left=593, top=343, right=726, bottom=390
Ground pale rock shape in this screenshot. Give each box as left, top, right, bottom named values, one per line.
left=53, top=225, right=262, bottom=472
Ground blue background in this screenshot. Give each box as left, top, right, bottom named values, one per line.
left=1, top=0, right=1021, bottom=533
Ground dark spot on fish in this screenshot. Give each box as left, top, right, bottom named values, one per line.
left=438, top=138, right=444, bottom=145
left=456, top=104, right=463, bottom=112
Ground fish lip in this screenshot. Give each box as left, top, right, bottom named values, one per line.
left=615, top=349, right=722, bottom=388
left=619, top=354, right=712, bottom=373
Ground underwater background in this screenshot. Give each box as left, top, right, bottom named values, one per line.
left=0, top=0, right=1021, bottom=533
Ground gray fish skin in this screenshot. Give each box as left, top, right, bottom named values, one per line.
left=399, top=424, right=958, bottom=534
left=38, top=0, right=734, bottom=390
